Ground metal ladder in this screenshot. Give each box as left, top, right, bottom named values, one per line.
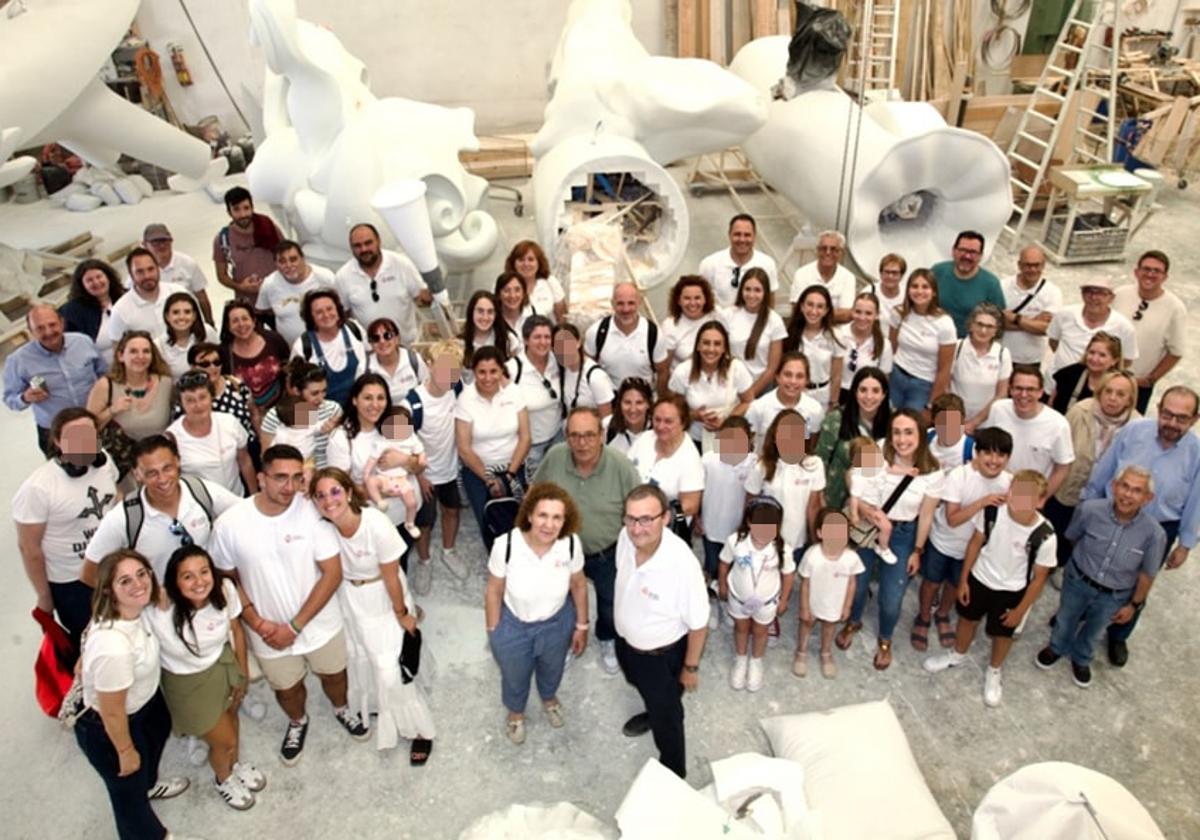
left=846, top=0, right=900, bottom=101
left=1000, top=0, right=1121, bottom=249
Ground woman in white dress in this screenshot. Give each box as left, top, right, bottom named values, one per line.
left=662, top=275, right=717, bottom=372
left=312, top=467, right=436, bottom=765
left=720, top=267, right=786, bottom=396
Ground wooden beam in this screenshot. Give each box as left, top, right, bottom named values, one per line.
left=709, top=0, right=727, bottom=65
left=753, top=0, right=775, bottom=38
left=678, top=0, right=698, bottom=58
left=698, top=0, right=711, bottom=59
left=731, top=0, right=752, bottom=56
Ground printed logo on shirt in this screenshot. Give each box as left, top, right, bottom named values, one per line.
left=282, top=533, right=307, bottom=544
left=78, top=486, right=115, bottom=521
left=640, top=585, right=660, bottom=601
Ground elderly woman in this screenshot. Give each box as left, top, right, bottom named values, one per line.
left=156, top=292, right=219, bottom=380
left=186, top=342, right=259, bottom=444
left=888, top=269, right=956, bottom=413
left=219, top=301, right=290, bottom=413
left=166, top=370, right=256, bottom=495
left=625, top=394, right=704, bottom=529
left=836, top=292, right=893, bottom=404
left=604, top=377, right=653, bottom=455
left=74, top=550, right=190, bottom=840
left=553, top=323, right=615, bottom=419
left=949, top=302, right=1012, bottom=433
left=507, top=315, right=563, bottom=477
left=506, top=239, right=567, bottom=323
left=662, top=275, right=718, bottom=373
left=86, top=331, right=174, bottom=481
left=456, top=346, right=532, bottom=549
left=366, top=316, right=429, bottom=402
left=815, top=366, right=893, bottom=509
left=485, top=482, right=588, bottom=745
left=720, top=267, right=786, bottom=396
left=60, top=258, right=123, bottom=361
left=461, top=290, right=519, bottom=373
left=666, top=320, right=754, bottom=450
left=312, top=467, right=436, bottom=765
left=1050, top=331, right=1122, bottom=415
left=290, top=289, right=367, bottom=406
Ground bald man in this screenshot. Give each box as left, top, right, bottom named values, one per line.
left=1000, top=245, right=1062, bottom=368
left=584, top=283, right=669, bottom=392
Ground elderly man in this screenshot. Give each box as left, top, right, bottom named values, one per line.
left=213, top=186, right=283, bottom=307
left=697, top=213, right=779, bottom=308
left=535, top=407, right=642, bottom=674
left=255, top=239, right=337, bottom=345
left=140, top=223, right=213, bottom=324
left=3, top=304, right=105, bottom=453
left=1114, top=250, right=1185, bottom=414
left=789, top=230, right=858, bottom=323
left=931, top=230, right=1006, bottom=337
left=1000, top=245, right=1062, bottom=368
left=583, top=281, right=669, bottom=391
left=1037, top=465, right=1166, bottom=688
left=1046, top=276, right=1138, bottom=375
left=1082, top=385, right=1200, bottom=666
left=334, top=223, right=431, bottom=346
left=107, top=248, right=193, bottom=342
left=614, top=484, right=709, bottom=778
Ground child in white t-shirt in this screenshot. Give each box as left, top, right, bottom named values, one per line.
left=363, top=408, right=426, bottom=538
left=796, top=508, right=865, bottom=679
left=698, top=417, right=756, bottom=594
left=846, top=436, right=897, bottom=564
left=718, top=498, right=795, bottom=693
left=270, top=396, right=320, bottom=484
left=927, top=393, right=975, bottom=472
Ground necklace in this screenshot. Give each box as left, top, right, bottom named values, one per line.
left=126, top=386, right=147, bottom=399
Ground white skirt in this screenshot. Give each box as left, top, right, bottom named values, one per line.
left=338, top=578, right=436, bottom=750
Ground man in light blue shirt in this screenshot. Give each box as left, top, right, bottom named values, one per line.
left=2, top=305, right=105, bottom=453
left=1082, top=385, right=1199, bottom=665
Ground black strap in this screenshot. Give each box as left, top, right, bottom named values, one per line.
left=880, top=474, right=915, bottom=516
left=594, top=315, right=612, bottom=357
left=1011, top=278, right=1046, bottom=315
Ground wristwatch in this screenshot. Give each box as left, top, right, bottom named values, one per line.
left=683, top=664, right=700, bottom=674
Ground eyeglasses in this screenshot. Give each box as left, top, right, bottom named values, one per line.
left=1133, top=299, right=1149, bottom=321
left=622, top=512, right=665, bottom=528
left=194, top=358, right=221, bottom=369
left=369, top=279, right=380, bottom=303
left=1137, top=266, right=1165, bottom=276
left=567, top=431, right=599, bottom=441
left=731, top=265, right=742, bottom=289
left=168, top=519, right=194, bottom=546
left=369, top=330, right=396, bottom=343
left=817, top=246, right=841, bottom=254
left=955, top=247, right=982, bottom=257
left=314, top=485, right=345, bottom=501
left=179, top=371, right=210, bottom=390
left=972, top=321, right=999, bottom=331
left=1017, top=261, right=1044, bottom=269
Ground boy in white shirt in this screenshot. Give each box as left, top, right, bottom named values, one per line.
left=927, top=393, right=975, bottom=472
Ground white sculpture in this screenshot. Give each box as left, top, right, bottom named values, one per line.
left=246, top=0, right=498, bottom=283
left=531, top=0, right=768, bottom=289
left=0, top=0, right=223, bottom=191
left=730, top=36, right=1011, bottom=279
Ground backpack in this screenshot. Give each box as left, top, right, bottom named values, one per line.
left=504, top=530, right=576, bottom=563
left=928, top=427, right=974, bottom=463
left=403, top=381, right=464, bottom=433
left=593, top=315, right=658, bottom=367
left=981, top=505, right=1055, bottom=584
left=124, top=475, right=215, bottom=548
left=558, top=362, right=605, bottom=415
left=300, top=320, right=365, bottom=361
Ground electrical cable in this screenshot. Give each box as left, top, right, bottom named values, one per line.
left=176, top=0, right=252, bottom=131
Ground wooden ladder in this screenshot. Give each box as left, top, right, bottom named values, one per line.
left=846, top=0, right=900, bottom=101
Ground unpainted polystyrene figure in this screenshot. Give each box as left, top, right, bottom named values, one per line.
left=0, top=0, right=223, bottom=190
left=246, top=0, right=497, bottom=290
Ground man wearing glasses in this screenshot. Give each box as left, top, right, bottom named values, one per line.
left=1083, top=386, right=1200, bottom=667
left=697, top=214, right=779, bottom=308
left=788, top=230, right=858, bottom=324
left=254, top=240, right=336, bottom=345
left=1046, top=275, right=1138, bottom=376
left=334, top=223, right=431, bottom=346
left=981, top=366, right=1074, bottom=505
left=1000, top=245, right=1062, bottom=369
left=613, top=484, right=709, bottom=779
left=931, top=230, right=1006, bottom=337
left=1113, top=250, right=1184, bottom=414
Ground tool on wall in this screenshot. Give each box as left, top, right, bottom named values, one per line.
left=980, top=0, right=1032, bottom=71
left=168, top=41, right=193, bottom=86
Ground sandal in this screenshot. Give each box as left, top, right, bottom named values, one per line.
left=910, top=616, right=931, bottom=652
left=820, top=651, right=837, bottom=679
left=835, top=621, right=862, bottom=651
left=873, top=640, right=893, bottom=671
left=410, top=737, right=433, bottom=766
left=935, top=613, right=955, bottom=648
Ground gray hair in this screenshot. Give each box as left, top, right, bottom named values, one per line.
left=1115, top=463, right=1154, bottom=494
left=967, top=301, right=1006, bottom=342
left=818, top=230, right=846, bottom=249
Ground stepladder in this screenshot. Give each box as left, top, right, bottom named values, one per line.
left=845, top=0, right=900, bottom=101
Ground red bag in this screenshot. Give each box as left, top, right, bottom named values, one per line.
left=32, top=608, right=75, bottom=718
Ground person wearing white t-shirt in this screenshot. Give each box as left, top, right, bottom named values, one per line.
left=506, top=316, right=564, bottom=477
left=109, top=249, right=194, bottom=343
left=950, top=303, right=1012, bottom=429
left=254, top=240, right=336, bottom=346
left=796, top=509, right=865, bottom=679
left=624, top=396, right=705, bottom=524
left=927, top=394, right=975, bottom=472
left=142, top=222, right=214, bottom=325
left=507, top=240, right=567, bottom=323
left=365, top=315, right=429, bottom=403
left=583, top=282, right=669, bottom=391
left=667, top=322, right=755, bottom=449
left=889, top=269, right=956, bottom=413
left=745, top=409, right=827, bottom=549
left=785, top=284, right=848, bottom=411
left=836, top=292, right=894, bottom=401
left=982, top=368, right=1074, bottom=502
left=662, top=276, right=718, bottom=373
left=1046, top=276, right=1138, bottom=375
left=1000, top=245, right=1062, bottom=367
left=553, top=322, right=616, bottom=419
left=697, top=214, right=779, bottom=308
left=789, top=230, right=859, bottom=323
left=875, top=253, right=908, bottom=328
left=720, top=267, right=787, bottom=394
left=1113, top=249, right=1185, bottom=414
left=168, top=371, right=255, bottom=495
left=745, top=352, right=825, bottom=453
left=335, top=224, right=431, bottom=346
left=698, top=419, right=756, bottom=588
left=154, top=292, right=220, bottom=379
left=923, top=471, right=1057, bottom=707
left=210, top=445, right=363, bottom=767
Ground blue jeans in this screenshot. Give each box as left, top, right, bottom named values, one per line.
left=701, top=538, right=723, bottom=581
left=584, top=544, right=618, bottom=642
left=1051, top=563, right=1132, bottom=665
left=1107, top=519, right=1179, bottom=643
left=489, top=600, right=575, bottom=714
left=889, top=364, right=934, bottom=411
left=849, top=519, right=917, bottom=641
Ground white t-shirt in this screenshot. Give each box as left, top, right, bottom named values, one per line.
left=583, top=316, right=668, bottom=388
left=745, top=457, right=827, bottom=547
left=1000, top=275, right=1063, bottom=365
left=789, top=261, right=858, bottom=310
left=1113, top=285, right=1186, bottom=379
left=720, top=533, right=796, bottom=605
left=982, top=400, right=1074, bottom=477
left=613, top=528, right=710, bottom=650
left=12, top=457, right=119, bottom=583
left=254, top=265, right=337, bottom=346
left=322, top=507, right=408, bottom=581
left=400, top=384, right=460, bottom=484
left=970, top=507, right=1057, bottom=592
left=209, top=495, right=343, bottom=659
left=367, top=350, right=429, bottom=405
left=700, top=452, right=756, bottom=542
left=290, top=328, right=368, bottom=377
left=668, top=358, right=754, bottom=440
left=507, top=354, right=562, bottom=444
left=560, top=363, right=616, bottom=413
left=150, top=252, right=207, bottom=295
left=167, top=413, right=250, bottom=494
left=625, top=431, right=705, bottom=504
left=662, top=315, right=711, bottom=369
left=698, top=247, right=779, bottom=308
left=454, top=382, right=527, bottom=466
left=928, top=432, right=973, bottom=473
left=528, top=275, right=566, bottom=319
left=799, top=545, right=865, bottom=622
left=1047, top=305, right=1139, bottom=374
left=892, top=311, right=957, bottom=381
left=950, top=340, right=1013, bottom=419
left=155, top=324, right=220, bottom=379
left=488, top=529, right=584, bottom=623
left=799, top=329, right=848, bottom=387
left=848, top=465, right=890, bottom=508
left=720, top=306, right=788, bottom=381
left=864, top=468, right=946, bottom=522
left=745, top=390, right=825, bottom=452
left=334, top=250, right=426, bottom=345
left=108, top=281, right=192, bottom=342
left=272, top=423, right=319, bottom=462
left=836, top=325, right=894, bottom=391
left=931, top=464, right=1013, bottom=558
left=83, top=616, right=160, bottom=713
left=146, top=578, right=242, bottom=674
left=876, top=283, right=907, bottom=329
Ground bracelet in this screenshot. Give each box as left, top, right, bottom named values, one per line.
left=288, top=618, right=302, bottom=634
left=683, top=664, right=700, bottom=674
left=574, top=623, right=589, bottom=631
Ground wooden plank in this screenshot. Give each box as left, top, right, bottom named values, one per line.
left=1143, top=96, right=1191, bottom=165
left=731, top=0, right=753, bottom=56
left=895, top=0, right=917, bottom=101
left=698, top=0, right=711, bottom=60
left=708, top=0, right=726, bottom=64
left=678, top=0, right=698, bottom=58
left=752, top=0, right=775, bottom=38
left=777, top=0, right=792, bottom=35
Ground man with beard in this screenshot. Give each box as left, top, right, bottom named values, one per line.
left=788, top=230, right=859, bottom=324
left=931, top=230, right=1006, bottom=337
left=213, top=186, right=284, bottom=313
left=107, top=249, right=194, bottom=342
left=139, top=223, right=214, bottom=325
left=254, top=240, right=337, bottom=345
left=697, top=213, right=778, bottom=308
left=334, top=223, right=431, bottom=346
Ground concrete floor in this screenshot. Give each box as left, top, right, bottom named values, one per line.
left=1, top=169, right=1197, bottom=839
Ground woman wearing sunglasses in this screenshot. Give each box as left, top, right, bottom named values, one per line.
left=185, top=342, right=260, bottom=443
left=365, top=317, right=429, bottom=403
left=505, top=315, right=562, bottom=478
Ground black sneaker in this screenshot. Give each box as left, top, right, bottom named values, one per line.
left=622, top=712, right=651, bottom=737
left=280, top=718, right=308, bottom=766
left=335, top=708, right=370, bottom=741
left=1071, top=661, right=1093, bottom=689
left=1035, top=647, right=1061, bottom=670
left=1108, top=638, right=1129, bottom=668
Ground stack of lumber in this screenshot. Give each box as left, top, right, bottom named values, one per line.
left=459, top=134, right=534, bottom=180
left=670, top=0, right=795, bottom=65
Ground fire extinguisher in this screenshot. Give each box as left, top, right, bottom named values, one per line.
left=168, top=42, right=193, bottom=87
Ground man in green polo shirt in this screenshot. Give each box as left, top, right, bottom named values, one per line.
left=535, top=407, right=641, bottom=674
left=932, top=230, right=1006, bottom=337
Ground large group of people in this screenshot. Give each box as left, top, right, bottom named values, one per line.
left=5, top=192, right=1195, bottom=837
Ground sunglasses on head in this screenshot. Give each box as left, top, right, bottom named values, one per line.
left=179, top=371, right=210, bottom=389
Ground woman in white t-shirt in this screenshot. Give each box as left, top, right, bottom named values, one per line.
left=720, top=267, right=786, bottom=395
left=889, top=268, right=956, bottom=415
left=74, top=550, right=189, bottom=839
left=604, top=377, right=653, bottom=455
left=553, top=323, right=615, bottom=419
left=496, top=271, right=535, bottom=344
left=836, top=291, right=894, bottom=403
left=289, top=289, right=367, bottom=408
left=507, top=240, right=566, bottom=324
left=745, top=409, right=826, bottom=549
left=461, top=290, right=520, bottom=376
left=625, top=395, right=705, bottom=526
left=837, top=409, right=945, bottom=670
left=506, top=315, right=563, bottom=476
left=155, top=292, right=219, bottom=380
left=667, top=320, right=755, bottom=449
left=784, top=284, right=847, bottom=411
left=485, top=483, right=589, bottom=745
left=147, top=546, right=264, bottom=810
left=950, top=303, right=1012, bottom=432
left=662, top=275, right=717, bottom=371
left=875, top=253, right=908, bottom=328
left=365, top=316, right=429, bottom=403
left=312, top=468, right=436, bottom=764
left=745, top=352, right=826, bottom=452
left=167, top=370, right=255, bottom=495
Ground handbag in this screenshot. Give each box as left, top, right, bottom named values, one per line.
left=846, top=474, right=914, bottom=549
left=32, top=607, right=74, bottom=719
left=399, top=627, right=422, bottom=685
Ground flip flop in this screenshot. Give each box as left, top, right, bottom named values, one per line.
left=873, top=640, right=893, bottom=671
left=410, top=737, right=433, bottom=766
left=910, top=616, right=931, bottom=651
left=835, top=621, right=862, bottom=651
left=935, top=613, right=956, bottom=648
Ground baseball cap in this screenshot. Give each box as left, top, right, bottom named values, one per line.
left=143, top=223, right=173, bottom=242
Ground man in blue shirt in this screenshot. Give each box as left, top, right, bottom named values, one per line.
left=1081, top=385, right=1200, bottom=666
left=931, top=230, right=1005, bottom=337
left=2, top=304, right=105, bottom=453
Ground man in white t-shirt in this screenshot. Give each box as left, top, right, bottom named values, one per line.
left=982, top=367, right=1073, bottom=502
left=13, top=408, right=119, bottom=653
left=584, top=282, right=669, bottom=391
left=696, top=214, right=779, bottom=308
left=141, top=223, right=214, bottom=325
left=1113, top=249, right=1185, bottom=414
left=789, top=231, right=859, bottom=324
left=108, top=248, right=193, bottom=343
left=335, top=223, right=431, bottom=346
left=1046, top=275, right=1138, bottom=374
left=255, top=240, right=337, bottom=346
left=1000, top=245, right=1062, bottom=368
left=210, top=444, right=365, bottom=766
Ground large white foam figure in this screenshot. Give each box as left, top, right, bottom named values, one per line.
left=246, top=0, right=497, bottom=283
left=532, top=0, right=768, bottom=289
left=0, top=0, right=221, bottom=191
left=730, top=37, right=1011, bottom=279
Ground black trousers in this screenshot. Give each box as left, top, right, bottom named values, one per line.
left=616, top=634, right=688, bottom=778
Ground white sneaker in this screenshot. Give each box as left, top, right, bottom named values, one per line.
left=730, top=654, right=749, bottom=690
left=240, top=695, right=268, bottom=722
left=983, top=666, right=1003, bottom=707
left=599, top=639, right=619, bottom=675
left=877, top=544, right=898, bottom=564
left=707, top=599, right=720, bottom=630
left=214, top=774, right=255, bottom=810
left=411, top=559, right=433, bottom=596
left=404, top=522, right=422, bottom=539
left=185, top=736, right=209, bottom=767
left=375, top=499, right=391, bottom=512
left=232, top=761, right=265, bottom=792
left=923, top=649, right=968, bottom=673
left=746, top=657, right=765, bottom=692
left=440, top=546, right=469, bottom=580
left=148, top=777, right=190, bottom=800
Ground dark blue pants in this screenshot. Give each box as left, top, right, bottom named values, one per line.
left=584, top=544, right=618, bottom=642
left=1107, top=519, right=1179, bottom=643
left=616, top=635, right=688, bottom=778
left=50, top=579, right=93, bottom=663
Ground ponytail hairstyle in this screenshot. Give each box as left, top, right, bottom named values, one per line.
left=852, top=291, right=886, bottom=363
left=735, top=496, right=787, bottom=568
